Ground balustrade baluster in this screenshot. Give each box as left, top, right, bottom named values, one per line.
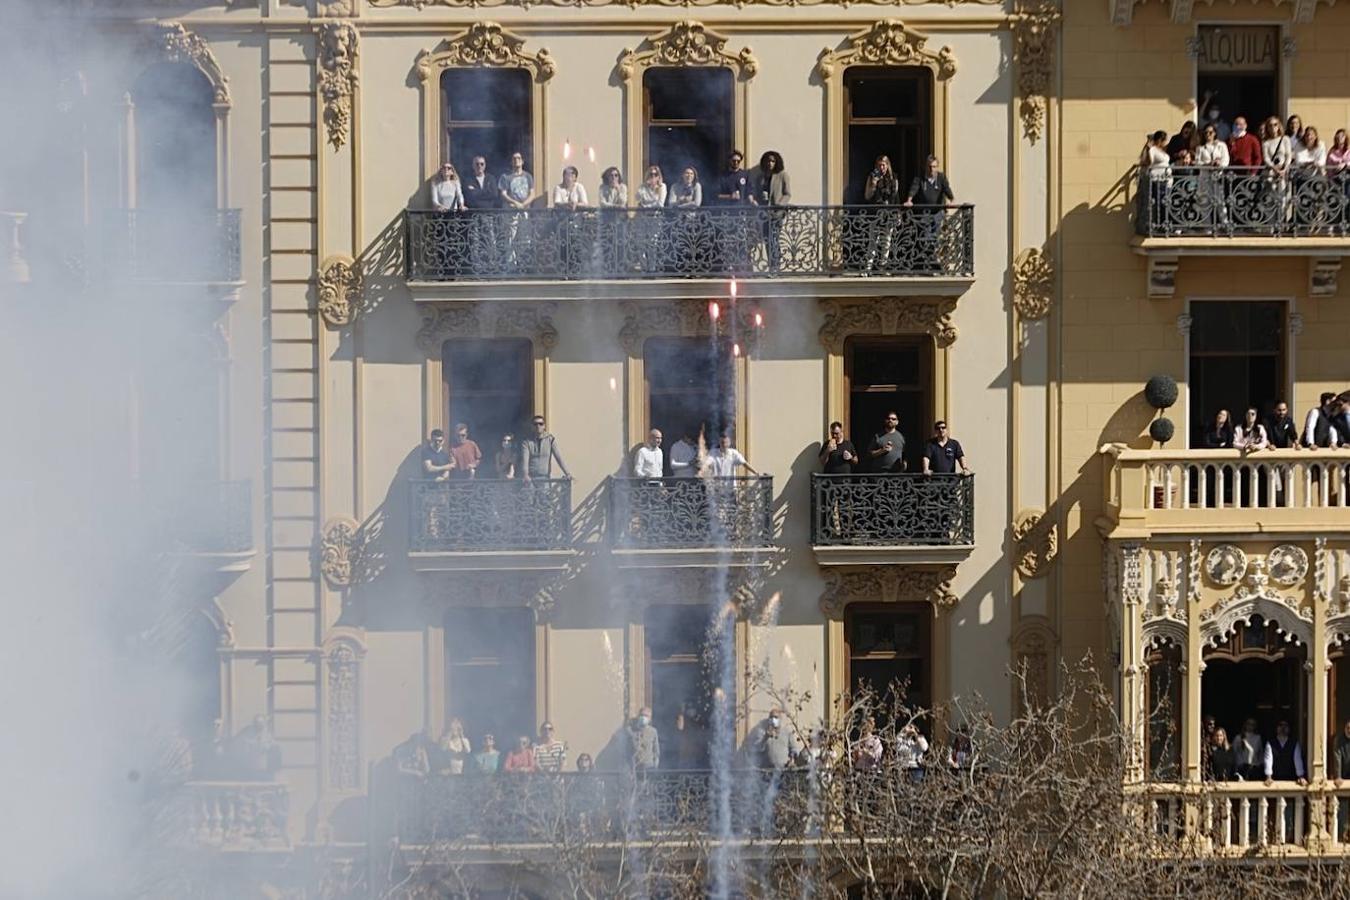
left=1257, top=796, right=1269, bottom=846
left=1198, top=465, right=1209, bottom=507
left=1221, top=795, right=1233, bottom=847
left=1238, top=796, right=1250, bottom=847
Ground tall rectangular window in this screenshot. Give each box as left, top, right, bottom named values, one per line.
left=644, top=68, right=734, bottom=191
left=845, top=336, right=933, bottom=472
left=440, top=69, right=532, bottom=177
left=645, top=337, right=735, bottom=469
left=445, top=607, right=536, bottom=748
left=845, top=604, right=932, bottom=717
left=1194, top=25, right=1281, bottom=134
left=442, top=338, right=533, bottom=456
left=1187, top=301, right=1285, bottom=446
left=645, top=604, right=732, bottom=769
left=844, top=67, right=932, bottom=205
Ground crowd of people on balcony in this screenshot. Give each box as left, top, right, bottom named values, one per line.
left=421, top=416, right=572, bottom=482
left=1141, top=98, right=1350, bottom=232
left=632, top=429, right=760, bottom=480
left=423, top=147, right=958, bottom=275
left=1203, top=716, right=1306, bottom=784
left=818, top=416, right=972, bottom=477
left=1201, top=393, right=1350, bottom=451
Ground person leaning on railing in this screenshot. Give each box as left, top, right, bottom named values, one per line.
left=904, top=154, right=955, bottom=275
left=921, top=420, right=971, bottom=477
left=751, top=150, right=791, bottom=272
left=520, top=414, right=571, bottom=481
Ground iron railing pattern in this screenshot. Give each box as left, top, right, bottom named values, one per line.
left=608, top=476, right=774, bottom=550
left=396, top=770, right=812, bottom=844
left=410, top=478, right=572, bottom=552
left=1137, top=166, right=1350, bottom=237
left=159, top=480, right=253, bottom=554
left=811, top=473, right=974, bottom=546
left=105, top=209, right=242, bottom=282
left=406, top=205, right=974, bottom=281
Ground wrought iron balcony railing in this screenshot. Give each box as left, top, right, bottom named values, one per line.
left=174, top=780, right=290, bottom=851
left=608, top=476, right=774, bottom=550
left=395, top=770, right=812, bottom=845
left=410, top=478, right=572, bottom=552
left=406, top=204, right=974, bottom=281
left=155, top=480, right=253, bottom=555
left=1136, top=166, right=1350, bottom=238
left=104, top=209, right=242, bottom=282
left=810, top=473, right=975, bottom=547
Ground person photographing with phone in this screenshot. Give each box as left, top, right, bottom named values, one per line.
left=862, top=154, right=901, bottom=274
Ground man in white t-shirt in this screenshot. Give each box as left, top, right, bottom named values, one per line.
left=633, top=429, right=664, bottom=478
left=705, top=432, right=759, bottom=478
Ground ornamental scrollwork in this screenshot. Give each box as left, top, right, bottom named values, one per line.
left=1204, top=544, right=1246, bottom=587
left=1012, top=247, right=1054, bottom=321
left=151, top=23, right=230, bottom=106
left=819, top=565, right=959, bottom=618
left=416, top=301, right=559, bottom=354
left=618, top=298, right=762, bottom=356
left=317, top=22, right=360, bottom=150
left=618, top=22, right=757, bottom=82
left=817, top=19, right=957, bottom=83
left=320, top=515, right=383, bottom=588
left=1013, top=1, right=1058, bottom=143
left=818, top=297, right=958, bottom=352
left=325, top=636, right=364, bottom=791
left=422, top=571, right=566, bottom=622
left=1198, top=559, right=1313, bottom=649
left=1267, top=544, right=1309, bottom=587
left=317, top=254, right=364, bottom=327
left=415, top=23, right=555, bottom=83
left=1013, top=509, right=1058, bottom=579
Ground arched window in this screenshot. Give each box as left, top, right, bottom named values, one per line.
left=132, top=62, right=217, bottom=210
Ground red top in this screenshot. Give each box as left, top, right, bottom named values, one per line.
left=450, top=439, right=482, bottom=474
left=503, top=747, right=538, bottom=772
left=1228, top=132, right=1263, bottom=168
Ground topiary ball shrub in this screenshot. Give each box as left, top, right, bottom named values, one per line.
left=1144, top=374, right=1179, bottom=411
left=1149, top=417, right=1175, bottom=445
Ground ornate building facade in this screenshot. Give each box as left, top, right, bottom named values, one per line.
left=6, top=0, right=1350, bottom=890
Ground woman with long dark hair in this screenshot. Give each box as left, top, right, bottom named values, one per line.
left=752, top=150, right=791, bottom=271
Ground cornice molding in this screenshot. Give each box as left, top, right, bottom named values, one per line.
left=618, top=297, right=761, bottom=356
left=817, top=19, right=956, bottom=83
left=416, top=301, right=560, bottom=354
left=414, top=22, right=555, bottom=82
left=618, top=21, right=757, bottom=82
left=819, top=565, right=959, bottom=618
left=817, top=296, right=958, bottom=352
left=317, top=21, right=360, bottom=150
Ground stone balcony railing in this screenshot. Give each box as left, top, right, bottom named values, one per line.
left=174, top=781, right=290, bottom=851
left=607, top=476, right=774, bottom=552
left=410, top=478, right=573, bottom=553
left=1137, top=782, right=1350, bottom=855
left=103, top=208, right=242, bottom=284
left=810, top=473, right=974, bottom=548
left=1100, top=445, right=1350, bottom=537
left=1136, top=167, right=1350, bottom=238
left=406, top=204, right=975, bottom=283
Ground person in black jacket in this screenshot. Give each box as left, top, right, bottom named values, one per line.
left=1207, top=727, right=1237, bottom=781
left=904, top=155, right=955, bottom=274
left=461, top=155, right=500, bottom=273
left=1265, top=400, right=1301, bottom=449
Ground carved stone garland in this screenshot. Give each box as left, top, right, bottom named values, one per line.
left=1012, top=508, right=1058, bottom=579
left=817, top=19, right=957, bottom=83
left=151, top=23, right=231, bottom=106
left=317, top=22, right=360, bottom=150
left=1012, top=247, right=1054, bottom=321
left=326, top=638, right=364, bottom=791
left=415, top=22, right=555, bottom=83
left=416, top=301, right=559, bottom=354
left=618, top=21, right=757, bottom=83
left=818, top=297, right=958, bottom=352
left=1012, top=2, right=1058, bottom=144
left=618, top=298, right=762, bottom=356
left=317, top=254, right=364, bottom=327
left=819, top=566, right=959, bottom=618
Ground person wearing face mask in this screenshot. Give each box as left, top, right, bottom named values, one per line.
left=626, top=706, right=660, bottom=773
left=1199, top=90, right=1231, bottom=142
left=747, top=707, right=798, bottom=770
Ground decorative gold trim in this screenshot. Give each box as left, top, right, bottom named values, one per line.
left=618, top=21, right=757, bottom=82
left=151, top=23, right=231, bottom=107
left=1012, top=508, right=1058, bottom=579
left=1011, top=247, right=1054, bottom=321
left=816, top=19, right=956, bottom=83
left=317, top=254, right=364, bottom=327
left=416, top=301, right=559, bottom=355
left=618, top=297, right=761, bottom=357
left=1012, top=3, right=1057, bottom=145
left=317, top=22, right=360, bottom=150
left=819, top=565, right=958, bottom=618
left=818, top=296, right=957, bottom=353
left=415, top=22, right=556, bottom=83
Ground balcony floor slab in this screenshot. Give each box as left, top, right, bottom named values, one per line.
left=812, top=544, right=975, bottom=567
left=609, top=547, right=780, bottom=569
left=409, top=549, right=577, bottom=573
left=409, top=276, right=974, bottom=303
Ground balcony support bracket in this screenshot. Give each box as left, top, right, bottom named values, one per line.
left=1148, top=255, right=1179, bottom=299
left=1310, top=257, right=1342, bottom=298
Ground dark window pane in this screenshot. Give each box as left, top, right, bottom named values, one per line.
left=133, top=62, right=217, bottom=210
left=644, top=68, right=733, bottom=195
left=441, top=68, right=532, bottom=175
left=443, top=339, right=532, bottom=450
left=446, top=608, right=535, bottom=746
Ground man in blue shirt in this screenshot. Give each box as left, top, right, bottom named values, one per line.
left=922, top=421, right=971, bottom=476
